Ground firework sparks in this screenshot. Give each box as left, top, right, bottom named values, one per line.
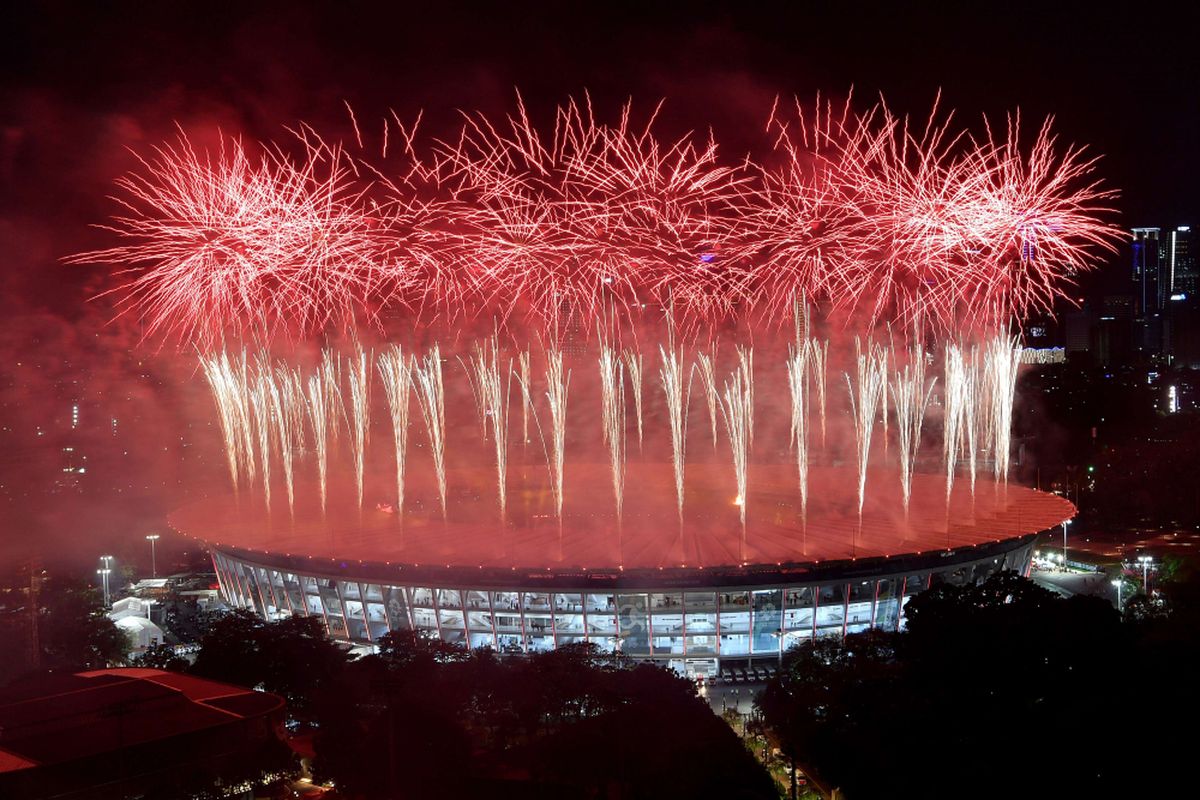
left=785, top=344, right=810, bottom=522
left=517, top=349, right=532, bottom=447
left=845, top=339, right=887, bottom=519
left=890, top=346, right=936, bottom=515
left=599, top=344, right=627, bottom=523
left=249, top=362, right=275, bottom=512
left=77, top=96, right=1121, bottom=344
left=200, top=350, right=252, bottom=494
left=659, top=339, right=689, bottom=523
left=809, top=339, right=828, bottom=447
left=377, top=345, right=413, bottom=516
left=470, top=336, right=512, bottom=518
left=720, top=363, right=753, bottom=559
left=543, top=347, right=570, bottom=521
left=962, top=346, right=979, bottom=497
left=736, top=346, right=754, bottom=449
left=623, top=348, right=644, bottom=452
left=414, top=346, right=448, bottom=520
left=943, top=344, right=969, bottom=502
left=694, top=348, right=720, bottom=450
left=346, top=344, right=372, bottom=512
left=306, top=351, right=341, bottom=516
left=271, top=364, right=305, bottom=519
left=985, top=334, right=1022, bottom=483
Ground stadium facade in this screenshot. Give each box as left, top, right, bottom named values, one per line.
left=207, top=531, right=1042, bottom=679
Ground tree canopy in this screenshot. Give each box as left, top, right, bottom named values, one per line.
left=757, top=569, right=1198, bottom=798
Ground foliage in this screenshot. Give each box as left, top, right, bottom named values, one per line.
left=189, top=608, right=350, bottom=720
left=310, top=639, right=776, bottom=799
left=136, top=642, right=189, bottom=671
left=757, top=571, right=1141, bottom=798
left=0, top=577, right=131, bottom=684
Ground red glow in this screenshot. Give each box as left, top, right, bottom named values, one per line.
left=71, top=95, right=1120, bottom=345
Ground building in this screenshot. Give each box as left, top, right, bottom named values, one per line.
left=0, top=668, right=286, bottom=799
left=1131, top=226, right=1195, bottom=359
left=113, top=616, right=165, bottom=651
left=173, top=464, right=1074, bottom=680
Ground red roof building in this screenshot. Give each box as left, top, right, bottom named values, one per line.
left=0, top=668, right=287, bottom=799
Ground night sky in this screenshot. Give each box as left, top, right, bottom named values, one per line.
left=4, top=2, right=1198, bottom=315
left=0, top=2, right=1196, bottom=568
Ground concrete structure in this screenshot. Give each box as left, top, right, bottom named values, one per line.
left=174, top=464, right=1074, bottom=680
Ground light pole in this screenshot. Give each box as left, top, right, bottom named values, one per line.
left=1062, top=520, right=1072, bottom=571
left=146, top=534, right=161, bottom=578
left=1138, top=555, right=1154, bottom=595
left=773, top=628, right=784, bottom=666
left=96, top=567, right=111, bottom=606
left=99, top=555, right=113, bottom=606
left=1112, top=578, right=1123, bottom=613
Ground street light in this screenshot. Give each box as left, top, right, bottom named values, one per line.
left=1062, top=520, right=1072, bottom=571
left=98, top=555, right=114, bottom=606
left=146, top=534, right=161, bottom=578
left=1137, top=555, right=1154, bottom=595
left=96, top=567, right=111, bottom=606
left=1112, top=578, right=1123, bottom=612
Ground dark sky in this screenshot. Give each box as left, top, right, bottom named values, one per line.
left=3, top=2, right=1198, bottom=299
left=0, top=2, right=1196, bottom=570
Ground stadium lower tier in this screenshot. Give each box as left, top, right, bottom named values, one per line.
left=209, top=534, right=1038, bottom=678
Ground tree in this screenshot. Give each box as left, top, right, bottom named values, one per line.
left=757, top=572, right=1133, bottom=798
left=0, top=578, right=130, bottom=686
left=190, top=610, right=350, bottom=720
left=136, top=642, right=189, bottom=671
left=310, top=639, right=777, bottom=799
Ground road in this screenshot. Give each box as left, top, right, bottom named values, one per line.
left=1031, top=567, right=1121, bottom=607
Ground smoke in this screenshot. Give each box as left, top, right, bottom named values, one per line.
left=0, top=4, right=1116, bottom=575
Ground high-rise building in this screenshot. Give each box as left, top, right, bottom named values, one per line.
left=1132, top=227, right=1161, bottom=317
left=1131, top=226, right=1194, bottom=358
left=1164, top=226, right=1195, bottom=299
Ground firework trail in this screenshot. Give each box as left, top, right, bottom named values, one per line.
left=659, top=340, right=689, bottom=524
left=845, top=339, right=887, bottom=519
left=694, top=348, right=720, bottom=450
left=879, top=346, right=889, bottom=452
left=442, top=95, right=750, bottom=330
left=943, top=344, right=969, bottom=502
left=346, top=344, right=372, bottom=512
left=543, top=347, right=570, bottom=521
left=249, top=363, right=275, bottom=511
left=271, top=364, right=306, bottom=519
left=599, top=344, right=627, bottom=523
left=75, top=96, right=1121, bottom=344
left=518, top=350, right=532, bottom=447
left=305, top=351, right=341, bottom=516
left=720, top=365, right=753, bottom=559
left=470, top=336, right=512, bottom=518
left=809, top=339, right=828, bottom=447
left=377, top=345, right=413, bottom=516
left=233, top=352, right=257, bottom=486
left=71, top=133, right=405, bottom=346
left=962, top=346, right=979, bottom=497
left=785, top=344, right=810, bottom=523
left=985, top=334, right=1022, bottom=483
left=200, top=350, right=249, bottom=493
left=736, top=346, right=754, bottom=449
left=890, top=347, right=936, bottom=515
left=414, top=346, right=448, bottom=520
left=623, top=348, right=644, bottom=452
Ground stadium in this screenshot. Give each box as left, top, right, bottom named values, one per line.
left=173, top=461, right=1073, bottom=680
left=82, top=94, right=1105, bottom=680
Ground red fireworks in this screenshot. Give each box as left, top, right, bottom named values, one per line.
left=71, top=94, right=1120, bottom=345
